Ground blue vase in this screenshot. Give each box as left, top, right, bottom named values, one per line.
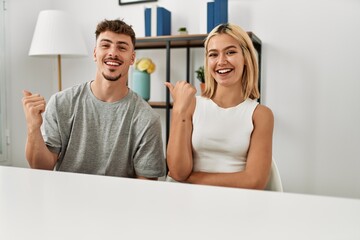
left=132, top=70, right=150, bottom=101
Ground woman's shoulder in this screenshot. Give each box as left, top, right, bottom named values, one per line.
left=195, top=95, right=211, bottom=107
left=253, top=103, right=274, bottom=124
left=195, top=95, right=207, bottom=101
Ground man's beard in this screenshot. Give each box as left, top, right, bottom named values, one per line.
left=102, top=70, right=122, bottom=82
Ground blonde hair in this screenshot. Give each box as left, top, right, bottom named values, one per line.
left=202, top=23, right=260, bottom=100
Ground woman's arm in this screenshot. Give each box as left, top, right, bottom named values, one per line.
left=165, top=81, right=196, bottom=181
left=185, top=105, right=274, bottom=189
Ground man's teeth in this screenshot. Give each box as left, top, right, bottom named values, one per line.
left=106, top=61, right=120, bottom=66
left=217, top=69, right=231, bottom=74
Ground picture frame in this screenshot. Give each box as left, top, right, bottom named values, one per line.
left=119, top=0, right=157, bottom=5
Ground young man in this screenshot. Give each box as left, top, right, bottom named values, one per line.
left=22, top=19, right=166, bottom=179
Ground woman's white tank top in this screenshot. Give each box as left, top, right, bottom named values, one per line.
left=192, top=96, right=258, bottom=173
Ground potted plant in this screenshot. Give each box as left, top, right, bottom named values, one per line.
left=132, top=57, right=156, bottom=101
left=178, top=27, right=188, bottom=35
left=195, top=66, right=205, bottom=93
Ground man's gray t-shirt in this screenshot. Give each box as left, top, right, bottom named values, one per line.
left=42, top=81, right=166, bottom=178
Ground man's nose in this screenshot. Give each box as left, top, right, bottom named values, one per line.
left=108, top=46, right=119, bottom=57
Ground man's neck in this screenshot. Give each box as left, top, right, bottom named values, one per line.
left=90, top=78, right=129, bottom=102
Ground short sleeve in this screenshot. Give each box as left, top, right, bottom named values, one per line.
left=42, top=95, right=61, bottom=154
left=133, top=115, right=166, bottom=178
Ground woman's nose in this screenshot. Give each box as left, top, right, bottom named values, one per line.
left=218, top=54, right=227, bottom=65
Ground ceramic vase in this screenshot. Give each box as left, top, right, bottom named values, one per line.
left=132, top=70, right=150, bottom=101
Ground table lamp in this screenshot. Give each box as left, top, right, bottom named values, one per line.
left=29, top=10, right=87, bottom=91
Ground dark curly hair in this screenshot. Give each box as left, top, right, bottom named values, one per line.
left=95, top=19, right=136, bottom=48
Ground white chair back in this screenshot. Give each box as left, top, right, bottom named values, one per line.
left=265, top=158, right=283, bottom=192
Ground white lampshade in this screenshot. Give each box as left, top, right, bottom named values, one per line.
left=29, top=10, right=87, bottom=91
left=29, top=10, right=87, bottom=56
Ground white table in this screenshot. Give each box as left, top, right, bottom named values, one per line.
left=1, top=166, right=359, bottom=240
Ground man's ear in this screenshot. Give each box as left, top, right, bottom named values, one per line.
left=130, top=51, right=136, bottom=65
left=93, top=48, right=97, bottom=61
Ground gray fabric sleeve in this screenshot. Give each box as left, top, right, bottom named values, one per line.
left=133, top=115, right=166, bottom=178
left=42, top=94, right=62, bottom=154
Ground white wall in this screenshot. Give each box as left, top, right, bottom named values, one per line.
left=4, top=0, right=360, bottom=199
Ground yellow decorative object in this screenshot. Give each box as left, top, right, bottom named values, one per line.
left=135, top=57, right=156, bottom=74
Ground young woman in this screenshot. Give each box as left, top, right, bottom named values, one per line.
left=165, top=23, right=274, bottom=189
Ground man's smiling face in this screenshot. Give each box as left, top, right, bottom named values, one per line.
left=93, top=31, right=135, bottom=82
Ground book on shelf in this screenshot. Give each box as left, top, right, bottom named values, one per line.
left=144, top=7, right=151, bottom=37
left=207, top=0, right=228, bottom=33
left=144, top=5, right=171, bottom=37
left=214, top=0, right=228, bottom=26
left=157, top=7, right=171, bottom=36
left=207, top=2, right=215, bottom=33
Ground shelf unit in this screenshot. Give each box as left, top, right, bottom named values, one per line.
left=135, top=33, right=262, bottom=144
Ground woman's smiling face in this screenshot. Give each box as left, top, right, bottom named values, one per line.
left=206, top=33, right=245, bottom=88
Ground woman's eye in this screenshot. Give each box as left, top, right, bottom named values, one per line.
left=227, top=50, right=236, bottom=55
left=208, top=53, right=217, bottom=58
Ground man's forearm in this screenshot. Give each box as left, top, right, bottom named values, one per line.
left=26, top=129, right=57, bottom=170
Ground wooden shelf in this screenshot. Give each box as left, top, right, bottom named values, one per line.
left=135, top=32, right=261, bottom=49
left=136, top=34, right=207, bottom=49
left=148, top=101, right=173, bottom=109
